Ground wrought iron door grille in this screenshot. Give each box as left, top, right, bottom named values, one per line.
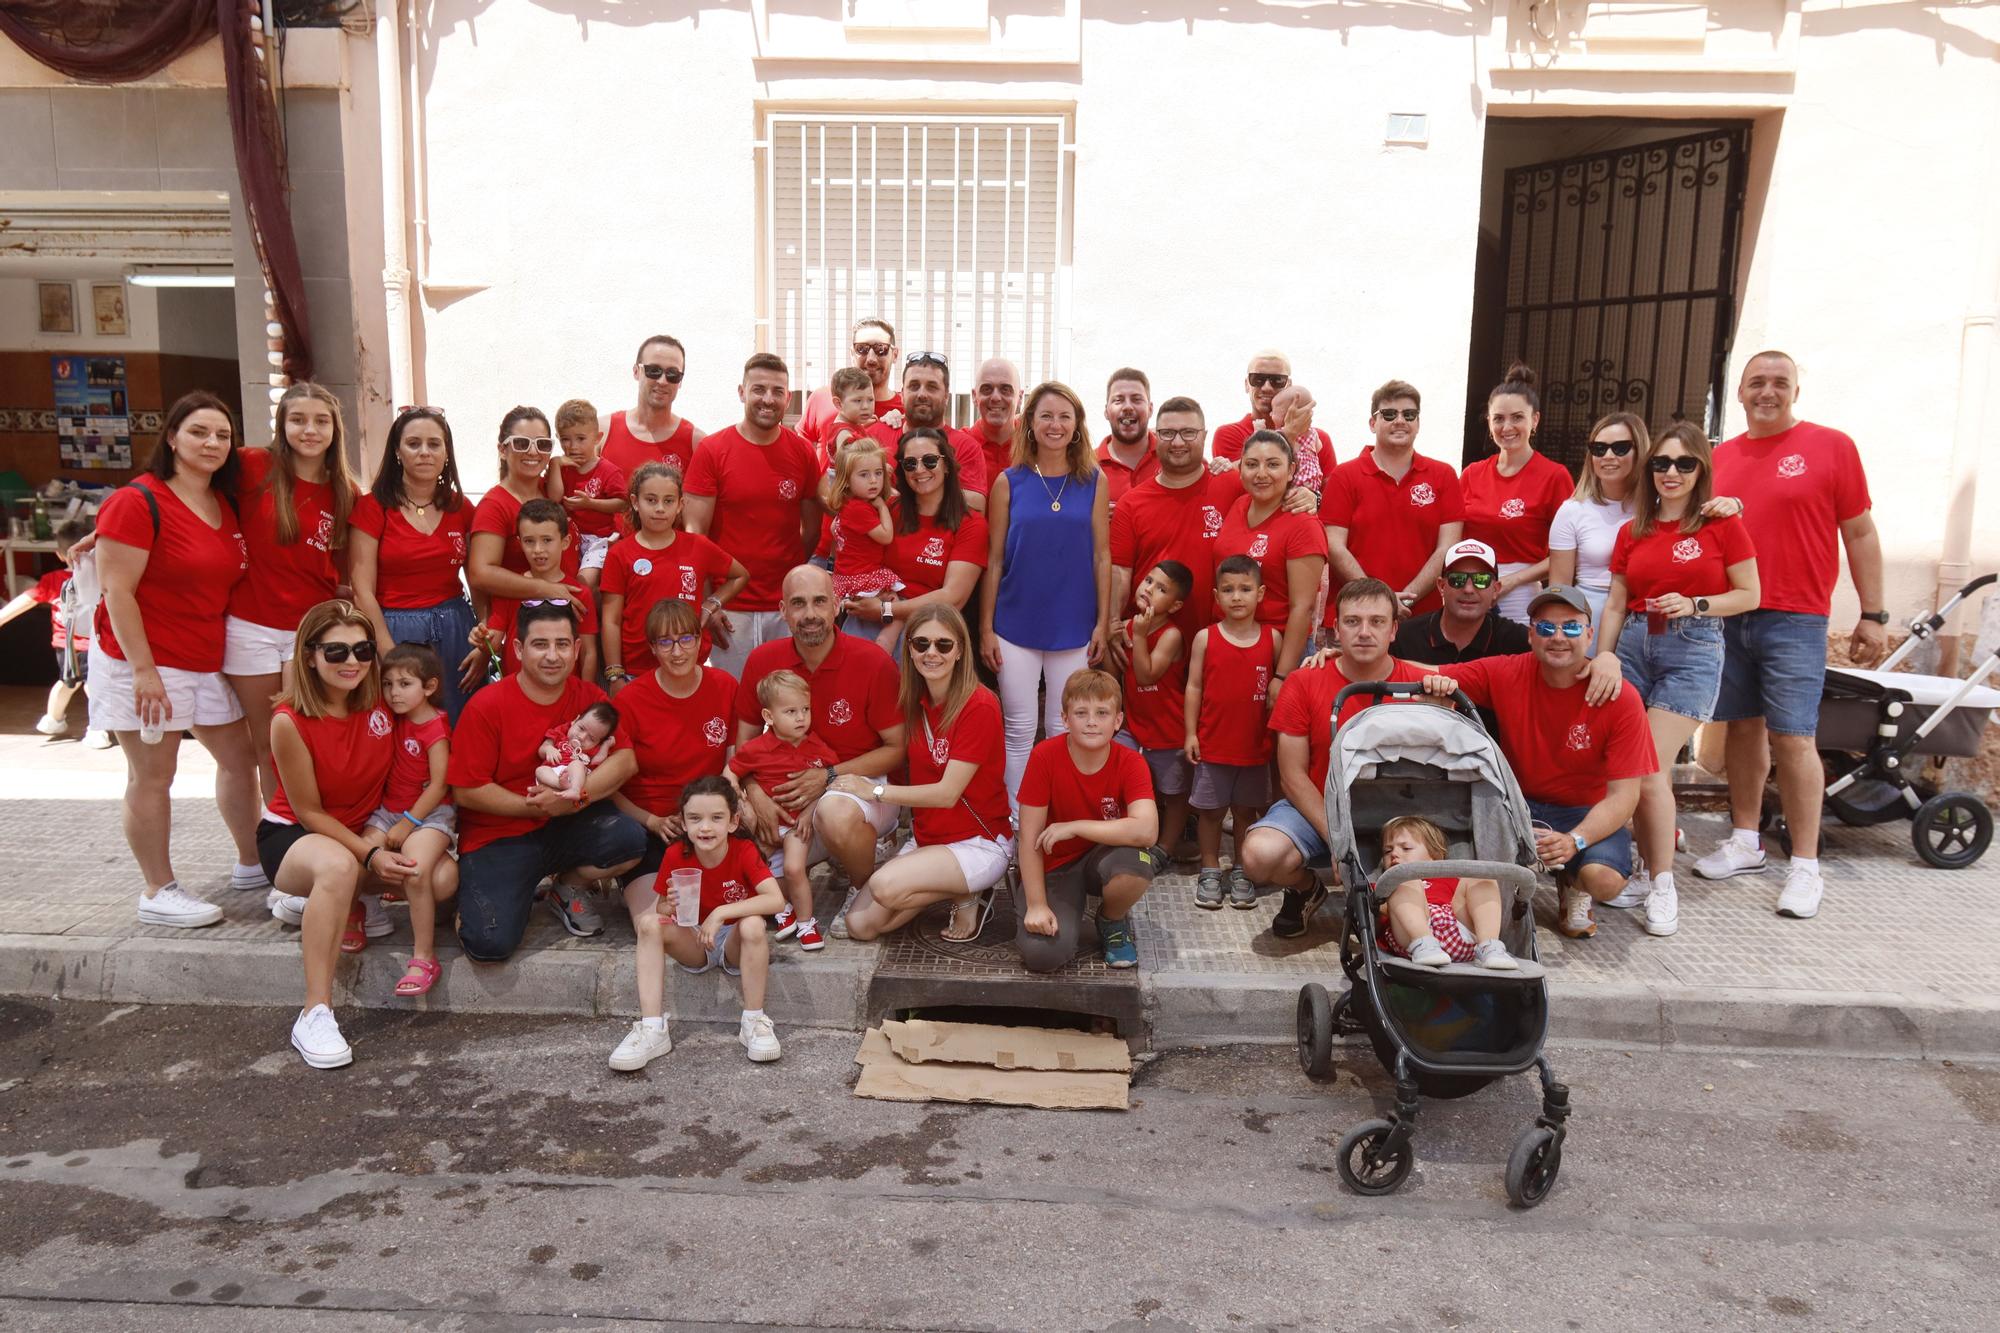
left=1495, top=128, right=1748, bottom=472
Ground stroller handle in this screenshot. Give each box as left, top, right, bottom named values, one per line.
left=1331, top=679, right=1485, bottom=730
left=1375, top=859, right=1541, bottom=900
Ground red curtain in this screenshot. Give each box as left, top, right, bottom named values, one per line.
left=0, top=0, right=316, bottom=381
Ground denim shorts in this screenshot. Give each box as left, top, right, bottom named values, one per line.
left=1713, top=610, right=1830, bottom=737
left=1614, top=616, right=1725, bottom=722
left=1528, top=800, right=1634, bottom=878
left=1248, top=799, right=1331, bottom=870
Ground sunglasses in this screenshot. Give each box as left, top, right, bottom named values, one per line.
left=1589, top=440, right=1634, bottom=457
left=312, top=640, right=377, bottom=663
left=504, top=435, right=555, bottom=454
left=1375, top=408, right=1419, bottom=422
left=395, top=404, right=447, bottom=418
left=639, top=364, right=685, bottom=383
left=905, top=351, right=949, bottom=371
left=901, top=453, right=944, bottom=473
left=521, top=598, right=570, bottom=607
left=652, top=633, right=700, bottom=650
left=853, top=341, right=893, bottom=357
left=1156, top=428, right=1206, bottom=444
left=1444, top=571, right=1495, bottom=589
left=1531, top=620, right=1589, bottom=639
left=907, top=635, right=957, bottom=655
left=1649, top=455, right=1701, bottom=474
left=1246, top=372, right=1290, bottom=390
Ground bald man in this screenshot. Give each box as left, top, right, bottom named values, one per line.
left=1214, top=350, right=1318, bottom=464
left=969, top=357, right=1022, bottom=488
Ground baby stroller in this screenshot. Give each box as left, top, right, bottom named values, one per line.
left=1294, top=682, right=1571, bottom=1208
left=1764, top=573, right=1999, bottom=869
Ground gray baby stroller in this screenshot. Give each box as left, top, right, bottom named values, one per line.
left=1294, top=683, right=1572, bottom=1207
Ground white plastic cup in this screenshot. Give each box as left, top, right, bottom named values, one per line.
left=668, top=868, right=702, bottom=928
left=139, top=724, right=164, bottom=745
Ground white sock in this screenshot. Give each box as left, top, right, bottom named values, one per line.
left=641, top=1015, right=666, bottom=1031
left=1653, top=871, right=1675, bottom=893
left=797, top=916, right=816, bottom=930
left=232, top=862, right=265, bottom=881
left=1730, top=828, right=1762, bottom=850
left=1791, top=856, right=1819, bottom=874
left=742, top=1008, right=765, bottom=1022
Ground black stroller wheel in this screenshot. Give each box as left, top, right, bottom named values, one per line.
left=1912, top=792, right=1994, bottom=869
left=1505, top=1127, right=1562, bottom=1208
left=1296, top=984, right=1336, bottom=1081
left=1336, top=1120, right=1413, bottom=1196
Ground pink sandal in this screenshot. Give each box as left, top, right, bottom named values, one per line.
left=394, top=956, right=441, bottom=997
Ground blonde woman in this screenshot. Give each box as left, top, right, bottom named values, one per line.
left=1549, top=411, right=1647, bottom=623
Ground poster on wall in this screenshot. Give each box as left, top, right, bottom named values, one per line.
left=51, top=355, right=132, bottom=470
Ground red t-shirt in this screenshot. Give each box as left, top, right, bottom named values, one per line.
left=472, top=485, right=582, bottom=579
left=1215, top=498, right=1327, bottom=629
left=384, top=711, right=451, bottom=813
left=865, top=422, right=989, bottom=497
left=799, top=386, right=901, bottom=449
left=616, top=665, right=737, bottom=814
left=884, top=512, right=988, bottom=601
left=1710, top=421, right=1870, bottom=617
left=729, top=730, right=840, bottom=819
left=486, top=585, right=598, bottom=675
left=733, top=634, right=901, bottom=764
left=599, top=529, right=734, bottom=671
left=1319, top=449, right=1465, bottom=618
left=1195, top=624, right=1278, bottom=765
left=227, top=449, right=344, bottom=631
left=30, top=570, right=84, bottom=650
left=654, top=836, right=775, bottom=919
left=93, top=475, right=247, bottom=672
left=1109, top=470, right=1249, bottom=635
left=970, top=422, right=1015, bottom=495
left=1212, top=413, right=1260, bottom=462
left=558, top=456, right=627, bottom=539
left=267, top=702, right=396, bottom=832
left=1610, top=513, right=1755, bottom=605
left=350, top=494, right=471, bottom=610
left=446, top=674, right=627, bottom=854
left=909, top=686, right=1012, bottom=846
left=834, top=498, right=894, bottom=579
left=1017, top=737, right=1155, bottom=871
left=1435, top=653, right=1657, bottom=807
left=1459, top=451, right=1574, bottom=566
left=683, top=425, right=822, bottom=612
left=1211, top=418, right=1338, bottom=491
left=1270, top=656, right=1433, bottom=793
left=600, top=412, right=698, bottom=482
left=1095, top=437, right=1161, bottom=508
left=1123, top=621, right=1186, bottom=752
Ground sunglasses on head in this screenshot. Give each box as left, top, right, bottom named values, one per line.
left=1246, top=372, right=1290, bottom=390
left=312, top=640, right=376, bottom=663
left=901, top=453, right=944, bottom=473
left=1376, top=407, right=1419, bottom=422
left=504, top=435, right=554, bottom=454
left=1531, top=620, right=1589, bottom=639
left=1649, top=455, right=1701, bottom=474
left=1444, top=571, right=1495, bottom=589
left=1589, top=440, right=1634, bottom=457
left=652, top=633, right=699, bottom=650
left=395, top=404, right=446, bottom=419
left=905, top=351, right=949, bottom=371
left=521, top=598, right=570, bottom=607
left=639, top=364, right=684, bottom=383
left=908, top=635, right=957, bottom=655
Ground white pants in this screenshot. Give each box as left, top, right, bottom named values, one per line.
left=1496, top=562, right=1538, bottom=624
left=705, top=609, right=789, bottom=680
left=993, top=631, right=1092, bottom=802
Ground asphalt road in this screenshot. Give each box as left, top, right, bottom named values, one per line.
left=0, top=999, right=1994, bottom=1331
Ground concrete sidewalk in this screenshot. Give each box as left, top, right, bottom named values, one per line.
left=4, top=693, right=1997, bottom=1059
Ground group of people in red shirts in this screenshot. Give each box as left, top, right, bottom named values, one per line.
left=55, top=321, right=1883, bottom=1071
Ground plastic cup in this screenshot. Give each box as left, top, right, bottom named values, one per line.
left=668, top=868, right=702, bottom=928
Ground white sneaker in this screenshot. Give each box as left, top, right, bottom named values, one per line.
left=229, top=863, right=271, bottom=893
left=1606, top=871, right=1651, bottom=910
left=827, top=887, right=861, bottom=940
left=740, top=1013, right=782, bottom=1063
left=136, top=884, right=222, bottom=928
left=1474, top=939, right=1519, bottom=971
left=1644, top=880, right=1680, bottom=937
left=361, top=894, right=393, bottom=938
left=1558, top=883, right=1597, bottom=938
left=608, top=1020, right=673, bottom=1072
left=1406, top=936, right=1452, bottom=967
left=34, top=713, right=65, bottom=736
left=1694, top=838, right=1767, bottom=880
left=1776, top=864, right=1823, bottom=919
left=290, top=1004, right=353, bottom=1069
left=83, top=729, right=114, bottom=749
left=267, top=888, right=307, bottom=926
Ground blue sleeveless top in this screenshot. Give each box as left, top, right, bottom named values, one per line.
left=994, top=464, right=1100, bottom=651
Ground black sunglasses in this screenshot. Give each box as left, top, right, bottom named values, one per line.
left=311, top=640, right=377, bottom=664
left=900, top=453, right=944, bottom=473
left=852, top=341, right=893, bottom=358
left=639, top=365, right=684, bottom=384
left=1375, top=407, right=1419, bottom=422
left=1246, top=372, right=1290, bottom=389
left=1444, top=571, right=1495, bottom=589
left=1589, top=440, right=1634, bottom=457
left=907, top=635, right=957, bottom=655
left=1649, top=455, right=1701, bottom=474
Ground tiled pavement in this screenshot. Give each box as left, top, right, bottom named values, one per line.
left=5, top=691, right=1998, bottom=1056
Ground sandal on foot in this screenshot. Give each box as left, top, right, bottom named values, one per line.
left=941, top=890, right=994, bottom=943
left=340, top=903, right=369, bottom=954
left=394, top=956, right=442, bottom=997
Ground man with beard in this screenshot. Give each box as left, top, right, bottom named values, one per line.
left=733, top=565, right=907, bottom=938
left=797, top=317, right=904, bottom=449
left=1096, top=368, right=1160, bottom=507
left=865, top=352, right=988, bottom=510
left=600, top=334, right=705, bottom=479
left=684, top=354, right=824, bottom=679
left=968, top=357, right=1021, bottom=491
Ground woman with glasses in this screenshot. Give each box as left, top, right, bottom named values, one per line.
left=1585, top=423, right=1760, bottom=940
left=981, top=382, right=1112, bottom=799
left=1550, top=412, right=1649, bottom=623
left=468, top=406, right=581, bottom=611
left=839, top=427, right=988, bottom=649
left=836, top=605, right=1015, bottom=944
left=350, top=407, right=484, bottom=720
left=1460, top=364, right=1575, bottom=622
left=600, top=335, right=705, bottom=479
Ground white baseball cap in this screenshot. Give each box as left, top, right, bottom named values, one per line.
left=1442, top=539, right=1498, bottom=572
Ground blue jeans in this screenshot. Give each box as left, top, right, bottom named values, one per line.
left=1527, top=800, right=1634, bottom=877
left=1249, top=799, right=1332, bottom=870
left=1615, top=615, right=1726, bottom=722
left=383, top=597, right=481, bottom=723
left=1714, top=610, right=1829, bottom=737
left=456, top=807, right=647, bottom=961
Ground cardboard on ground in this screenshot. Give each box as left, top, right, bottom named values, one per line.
left=854, top=1024, right=1130, bottom=1111
left=880, top=1018, right=1131, bottom=1072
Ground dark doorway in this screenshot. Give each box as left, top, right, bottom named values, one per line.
left=1463, top=120, right=1752, bottom=473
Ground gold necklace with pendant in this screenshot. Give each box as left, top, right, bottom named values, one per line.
left=1036, top=468, right=1070, bottom=513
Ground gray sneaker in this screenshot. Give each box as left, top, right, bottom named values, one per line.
left=1194, top=868, right=1226, bottom=910
left=545, top=883, right=604, bottom=938
left=1226, top=866, right=1258, bottom=910
left=828, top=887, right=861, bottom=939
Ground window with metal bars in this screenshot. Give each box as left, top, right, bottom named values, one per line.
left=763, top=114, right=1069, bottom=423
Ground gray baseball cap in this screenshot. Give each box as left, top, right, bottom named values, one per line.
left=1526, top=584, right=1592, bottom=619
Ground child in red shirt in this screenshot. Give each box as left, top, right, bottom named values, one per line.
left=727, top=669, right=839, bottom=950
left=828, top=438, right=901, bottom=648
left=1183, top=555, right=1279, bottom=910
left=362, top=643, right=459, bottom=995
left=478, top=498, right=600, bottom=679
left=550, top=399, right=628, bottom=591
left=598, top=462, right=747, bottom=687
left=1119, top=559, right=1193, bottom=863
left=1376, top=815, right=1516, bottom=971
left=0, top=519, right=105, bottom=745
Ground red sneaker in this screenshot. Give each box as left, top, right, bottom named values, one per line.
left=793, top=918, right=825, bottom=951
left=772, top=905, right=800, bottom=941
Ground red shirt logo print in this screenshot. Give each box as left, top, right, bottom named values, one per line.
left=1671, top=537, right=1703, bottom=564
left=929, top=734, right=950, bottom=765
left=368, top=708, right=393, bottom=739
left=1248, top=533, right=1270, bottom=559
left=1565, top=722, right=1592, bottom=752
left=1202, top=506, right=1224, bottom=537
left=1499, top=498, right=1526, bottom=519
left=702, top=717, right=726, bottom=747
left=920, top=536, right=947, bottom=564
left=1098, top=796, right=1123, bottom=820
left=778, top=479, right=800, bottom=501
left=722, top=877, right=750, bottom=903
left=1409, top=483, right=1436, bottom=507
left=1777, top=454, right=1807, bottom=479
left=308, top=511, right=334, bottom=553
left=827, top=698, right=853, bottom=726
left=680, top=568, right=698, bottom=597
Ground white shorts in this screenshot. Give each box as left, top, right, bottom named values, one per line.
left=896, top=832, right=1015, bottom=894
left=580, top=533, right=613, bottom=571
left=674, top=921, right=740, bottom=976
left=222, top=615, right=298, bottom=677
left=768, top=791, right=899, bottom=877
left=86, top=641, right=244, bottom=734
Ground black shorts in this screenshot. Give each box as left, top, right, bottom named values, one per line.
left=255, top=818, right=315, bottom=886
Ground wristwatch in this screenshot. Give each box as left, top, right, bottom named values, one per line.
left=1571, top=831, right=1590, bottom=855
left=1693, top=597, right=1710, bottom=615
left=881, top=594, right=896, bottom=624
left=1860, top=610, right=1890, bottom=625
left=871, top=781, right=887, bottom=800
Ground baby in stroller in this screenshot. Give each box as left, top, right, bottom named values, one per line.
left=1377, top=815, right=1517, bottom=971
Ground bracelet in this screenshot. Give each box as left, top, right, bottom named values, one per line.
left=362, top=846, right=381, bottom=870
left=397, top=812, right=419, bottom=828
left=603, top=667, right=629, bottom=681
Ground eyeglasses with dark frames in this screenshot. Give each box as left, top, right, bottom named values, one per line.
left=1156, top=428, right=1206, bottom=444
